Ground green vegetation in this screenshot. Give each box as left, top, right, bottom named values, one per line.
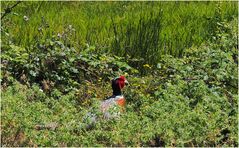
left=1, top=1, right=238, bottom=147
left=1, top=1, right=238, bottom=66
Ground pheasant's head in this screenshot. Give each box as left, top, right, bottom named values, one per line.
left=111, top=76, right=129, bottom=95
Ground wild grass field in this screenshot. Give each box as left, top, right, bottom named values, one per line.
left=1, top=1, right=238, bottom=147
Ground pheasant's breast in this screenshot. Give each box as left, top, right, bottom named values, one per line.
left=116, top=97, right=126, bottom=107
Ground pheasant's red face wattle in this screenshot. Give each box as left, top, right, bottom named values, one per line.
left=117, top=76, right=128, bottom=89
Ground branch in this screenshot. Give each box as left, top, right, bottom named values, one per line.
left=35, top=122, right=58, bottom=130
left=1, top=1, right=22, bottom=20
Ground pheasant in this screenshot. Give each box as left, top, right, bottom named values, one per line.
left=83, top=76, right=129, bottom=127
left=100, top=76, right=129, bottom=119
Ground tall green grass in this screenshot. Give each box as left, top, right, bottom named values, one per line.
left=1, top=1, right=238, bottom=66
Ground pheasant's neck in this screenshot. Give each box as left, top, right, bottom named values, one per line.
left=113, top=89, right=121, bottom=96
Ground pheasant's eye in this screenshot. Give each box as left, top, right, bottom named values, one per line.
left=124, top=80, right=129, bottom=86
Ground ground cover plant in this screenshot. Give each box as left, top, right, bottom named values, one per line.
left=1, top=1, right=238, bottom=147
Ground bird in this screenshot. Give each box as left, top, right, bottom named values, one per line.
left=100, top=76, right=129, bottom=119
left=83, top=76, right=129, bottom=128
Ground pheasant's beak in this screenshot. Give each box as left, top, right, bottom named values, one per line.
left=125, top=80, right=129, bottom=86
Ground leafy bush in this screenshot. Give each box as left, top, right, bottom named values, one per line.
left=1, top=24, right=238, bottom=146
left=1, top=33, right=134, bottom=93
left=1, top=2, right=238, bottom=147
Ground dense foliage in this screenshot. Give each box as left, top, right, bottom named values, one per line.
left=1, top=1, right=238, bottom=147
left=1, top=1, right=238, bottom=66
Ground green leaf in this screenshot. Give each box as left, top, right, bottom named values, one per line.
left=157, top=63, right=161, bottom=69
left=29, top=70, right=37, bottom=77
